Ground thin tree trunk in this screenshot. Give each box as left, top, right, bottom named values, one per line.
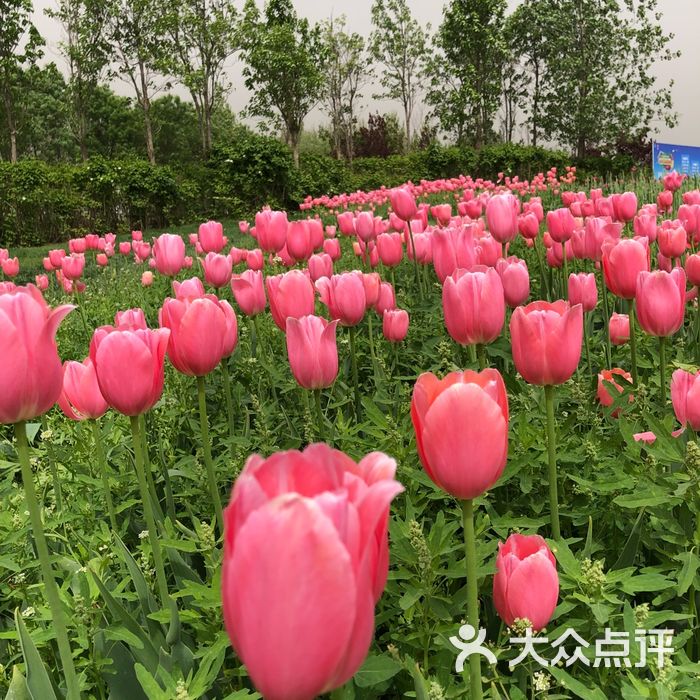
left=532, top=64, right=539, bottom=148
left=138, top=62, right=156, bottom=165
left=3, top=83, right=17, bottom=163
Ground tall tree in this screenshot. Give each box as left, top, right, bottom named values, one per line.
left=321, top=16, right=371, bottom=162
left=240, top=0, right=327, bottom=168
left=46, top=0, right=111, bottom=160
left=426, top=0, right=507, bottom=147
left=162, top=0, right=239, bottom=156
left=535, top=0, right=679, bottom=157
left=0, top=0, right=43, bottom=162
left=369, top=0, right=427, bottom=150
left=107, top=0, right=169, bottom=164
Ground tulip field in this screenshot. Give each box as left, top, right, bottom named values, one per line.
left=2, top=167, right=700, bottom=700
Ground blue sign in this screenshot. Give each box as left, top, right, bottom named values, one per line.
left=653, top=141, right=700, bottom=179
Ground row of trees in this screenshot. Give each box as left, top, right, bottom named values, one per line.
left=0, top=0, right=679, bottom=166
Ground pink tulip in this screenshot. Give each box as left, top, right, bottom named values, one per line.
left=362, top=273, right=381, bottom=308
left=114, top=308, right=148, bottom=331
left=657, top=226, right=687, bottom=260
left=285, top=315, right=339, bottom=389
left=316, top=272, right=366, bottom=327
left=602, top=238, right=649, bottom=299
left=287, top=220, right=315, bottom=262
left=597, top=368, right=633, bottom=416
left=496, top=257, right=530, bottom=308
left=389, top=187, right=417, bottom=221
left=266, top=270, right=316, bottom=331
left=374, top=282, right=396, bottom=316
left=131, top=230, right=143, bottom=241
left=231, top=270, right=267, bottom=317
left=199, top=221, right=225, bottom=253
left=153, top=234, right=186, bottom=276
left=671, top=369, right=700, bottom=430
left=493, top=534, right=559, bottom=632
left=609, top=313, right=630, bottom=346
left=0, top=285, right=73, bottom=424
left=518, top=213, right=539, bottom=240
left=246, top=249, right=264, bottom=271
left=173, top=277, right=205, bottom=301
left=686, top=254, right=700, bottom=287
left=222, top=445, right=403, bottom=700
left=411, top=369, right=509, bottom=499
left=431, top=226, right=478, bottom=283
left=382, top=309, right=409, bottom=342
left=308, top=253, right=333, bottom=282
left=96, top=253, right=108, bottom=267
left=568, top=273, right=597, bottom=312
left=477, top=234, right=502, bottom=267
left=657, top=189, right=674, bottom=212
left=142, top=271, right=154, bottom=287
left=35, top=274, right=49, bottom=291
left=633, top=213, right=657, bottom=240
left=202, top=252, right=233, bottom=289
left=160, top=295, right=236, bottom=376
left=431, top=204, right=452, bottom=226
left=69, top=237, right=87, bottom=254
left=355, top=212, right=375, bottom=242
left=323, top=238, right=341, bottom=261
left=636, top=269, right=686, bottom=337
left=42, top=257, right=53, bottom=272
left=49, top=249, right=65, bottom=268
left=255, top=210, right=288, bottom=252
left=510, top=301, right=583, bottom=385
left=337, top=211, right=356, bottom=236
left=61, top=254, right=85, bottom=280
left=546, top=208, right=576, bottom=243
left=376, top=232, right=403, bottom=267
left=119, top=241, right=132, bottom=255
left=486, top=194, right=519, bottom=243
left=58, top=359, right=108, bottom=421
left=612, top=192, right=638, bottom=222
left=442, top=267, right=505, bottom=346
left=239, top=221, right=250, bottom=234
left=1, top=257, right=19, bottom=277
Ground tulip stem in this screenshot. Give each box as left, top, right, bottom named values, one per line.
left=534, top=239, right=549, bottom=300
left=695, top=291, right=700, bottom=365
left=196, top=376, right=224, bottom=536
left=600, top=281, right=612, bottom=367
left=659, top=336, right=667, bottom=409
left=314, top=389, right=325, bottom=442
left=129, top=415, right=170, bottom=609
left=468, top=344, right=477, bottom=368
left=249, top=317, right=258, bottom=359
left=91, top=420, right=118, bottom=532
left=15, top=421, right=81, bottom=700
left=562, top=245, right=569, bottom=296
left=406, top=223, right=423, bottom=300
left=544, top=385, right=561, bottom=540
left=461, top=499, right=483, bottom=700
left=628, top=299, right=638, bottom=385
left=367, top=313, right=379, bottom=377
left=583, top=315, right=592, bottom=376
left=221, top=361, right=236, bottom=441
left=477, top=344, right=487, bottom=371
left=348, top=326, right=362, bottom=419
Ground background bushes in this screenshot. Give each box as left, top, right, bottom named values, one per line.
left=0, top=134, right=639, bottom=247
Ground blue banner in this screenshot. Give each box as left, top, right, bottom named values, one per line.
left=653, top=141, right=700, bottom=179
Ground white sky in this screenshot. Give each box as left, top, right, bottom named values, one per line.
left=31, top=0, right=700, bottom=148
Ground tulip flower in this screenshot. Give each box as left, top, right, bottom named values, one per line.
left=199, top=220, right=225, bottom=253
left=568, top=273, right=597, bottom=312
left=287, top=220, right=316, bottom=261
left=285, top=315, right=339, bottom=390
left=323, top=238, right=341, bottom=261
left=246, top=248, right=264, bottom=271
left=382, top=308, right=409, bottom=342
left=202, top=252, right=233, bottom=289
left=510, top=301, right=583, bottom=539
left=173, top=277, right=205, bottom=300
left=493, top=534, right=559, bottom=632
left=376, top=232, right=404, bottom=267
left=49, top=248, right=65, bottom=268
left=231, top=270, right=267, bottom=317
left=486, top=193, right=519, bottom=243
left=255, top=210, right=288, bottom=252
left=597, top=368, right=633, bottom=417
left=657, top=189, right=674, bottom=212
left=35, top=274, right=49, bottom=291
left=546, top=208, right=576, bottom=243
left=266, top=270, right=316, bottom=331
left=316, top=271, right=366, bottom=327
left=496, top=257, right=530, bottom=308
left=142, top=271, right=154, bottom=287
left=658, top=226, right=687, bottom=260
left=431, top=226, right=478, bottom=282
left=153, top=233, right=186, bottom=276
left=308, top=253, right=333, bottom=282
left=0, top=284, right=79, bottom=696
left=355, top=211, right=375, bottom=242
left=609, top=312, right=630, bottom=346
left=1, top=256, right=19, bottom=277
left=374, top=281, right=396, bottom=316
left=119, top=241, right=132, bottom=255
left=61, top=254, right=85, bottom=280
left=671, top=369, right=700, bottom=431
left=611, top=192, right=638, bottom=222
left=222, top=445, right=403, bottom=700
left=442, top=267, right=505, bottom=357
left=96, top=253, right=108, bottom=267
left=389, top=186, right=417, bottom=221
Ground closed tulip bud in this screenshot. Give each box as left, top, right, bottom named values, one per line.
left=407, top=232, right=432, bottom=264
left=657, top=226, right=687, bottom=259
left=42, top=257, right=53, bottom=272
left=153, top=234, right=186, bottom=276
left=634, top=213, right=657, bottom=239
left=432, top=226, right=478, bottom=282
left=376, top=232, right=404, bottom=267
left=308, top=253, right=333, bottom=282
left=657, top=189, right=674, bottom=212
left=239, top=220, right=250, bottom=234
left=49, top=248, right=65, bottom=267
left=285, top=315, right=339, bottom=389
left=58, top=359, right=108, bottom=421
left=389, top=186, right=417, bottom=221
left=90, top=326, right=169, bottom=416
left=546, top=208, right=576, bottom=243
left=431, top=204, right=452, bottom=226
left=266, top=270, right=316, bottom=331
left=477, top=234, right=502, bottom=267
left=246, top=248, right=264, bottom=271
left=602, top=237, right=650, bottom=299
left=231, top=270, right=266, bottom=317
left=609, top=312, right=630, bottom=345
left=316, top=271, right=366, bottom=326
left=222, top=445, right=403, bottom=700
left=518, top=212, right=539, bottom=240
left=131, top=230, right=143, bottom=241
left=337, top=211, right=356, bottom=236
left=382, top=308, right=409, bottom=342
left=374, top=281, right=396, bottom=315
left=35, top=274, right=49, bottom=291
left=173, top=277, right=205, bottom=301
left=61, top=254, right=84, bottom=280
left=96, top=253, right=108, bottom=267
left=510, top=301, right=583, bottom=385
left=355, top=211, right=375, bottom=242
left=199, top=220, right=225, bottom=253
left=443, top=267, right=505, bottom=346
left=119, top=241, right=132, bottom=255
left=597, top=368, right=633, bottom=416
left=141, top=271, right=154, bottom=287
left=636, top=268, right=686, bottom=337
left=493, top=534, right=559, bottom=632
left=612, top=192, right=638, bottom=222
left=323, top=237, right=341, bottom=261
left=411, top=369, right=509, bottom=499
left=486, top=193, right=519, bottom=243
left=202, top=252, right=233, bottom=289
left=567, top=273, right=598, bottom=312
left=255, top=210, right=288, bottom=252
left=686, top=254, right=700, bottom=286
left=362, top=273, right=381, bottom=308
left=0, top=285, right=73, bottom=424
left=671, top=369, right=700, bottom=430
left=115, top=308, right=148, bottom=331
left=69, top=237, right=87, bottom=253
left=287, top=220, right=315, bottom=262
left=496, top=257, right=530, bottom=308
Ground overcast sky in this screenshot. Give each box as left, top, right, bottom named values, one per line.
left=31, top=0, right=700, bottom=148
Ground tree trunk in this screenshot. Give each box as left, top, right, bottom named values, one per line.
left=532, top=64, right=539, bottom=148
left=404, top=103, right=411, bottom=153
left=138, top=62, right=156, bottom=165
left=76, top=91, right=88, bottom=161
left=3, top=83, right=17, bottom=163
left=290, top=128, right=300, bottom=168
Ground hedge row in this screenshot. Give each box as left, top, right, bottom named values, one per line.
left=0, top=135, right=638, bottom=247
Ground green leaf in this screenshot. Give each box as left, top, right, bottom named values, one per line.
left=611, top=509, right=645, bottom=570
left=353, top=654, right=402, bottom=688
left=134, top=664, right=170, bottom=700
left=613, top=493, right=671, bottom=508
left=13, top=610, right=57, bottom=700
left=676, top=550, right=700, bottom=596
left=548, top=666, right=607, bottom=700
left=4, top=666, right=31, bottom=700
